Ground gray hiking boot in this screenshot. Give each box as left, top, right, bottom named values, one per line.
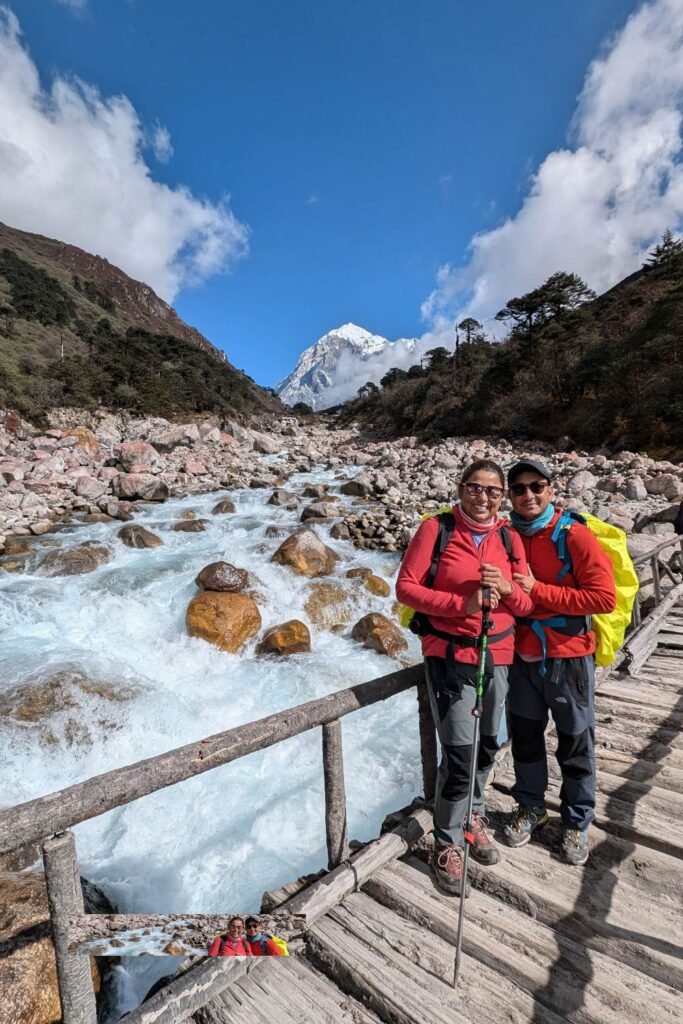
left=504, top=805, right=549, bottom=848
left=561, top=827, right=589, bottom=866
left=431, top=843, right=471, bottom=898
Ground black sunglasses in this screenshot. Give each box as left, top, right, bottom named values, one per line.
left=509, top=481, right=549, bottom=496
left=462, top=482, right=504, bottom=499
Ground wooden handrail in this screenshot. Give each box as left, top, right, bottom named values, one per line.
left=631, top=534, right=683, bottom=564
left=0, top=664, right=424, bottom=857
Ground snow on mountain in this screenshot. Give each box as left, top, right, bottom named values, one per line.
left=276, top=322, right=418, bottom=409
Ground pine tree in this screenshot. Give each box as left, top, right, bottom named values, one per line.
left=645, top=229, right=683, bottom=268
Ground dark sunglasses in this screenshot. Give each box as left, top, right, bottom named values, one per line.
left=509, top=481, right=549, bottom=496
left=463, top=482, right=504, bottom=499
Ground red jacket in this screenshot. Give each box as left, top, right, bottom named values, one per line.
left=515, top=509, right=617, bottom=659
left=396, top=516, right=533, bottom=665
left=208, top=936, right=252, bottom=957
left=247, top=935, right=285, bottom=956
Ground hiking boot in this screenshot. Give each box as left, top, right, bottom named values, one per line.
left=468, top=813, right=500, bottom=866
left=431, top=843, right=471, bottom=897
left=504, top=805, right=549, bottom=848
left=561, top=827, right=589, bottom=866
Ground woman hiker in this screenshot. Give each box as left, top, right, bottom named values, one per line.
left=208, top=916, right=253, bottom=956
left=396, top=460, right=534, bottom=897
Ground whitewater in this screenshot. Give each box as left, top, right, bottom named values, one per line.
left=0, top=459, right=422, bottom=1011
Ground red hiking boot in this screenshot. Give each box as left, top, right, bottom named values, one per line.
left=467, top=813, right=501, bottom=866
left=431, top=843, right=471, bottom=898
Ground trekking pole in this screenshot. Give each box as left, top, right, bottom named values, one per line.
left=453, top=586, right=493, bottom=987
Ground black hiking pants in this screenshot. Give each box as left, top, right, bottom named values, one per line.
left=508, top=654, right=596, bottom=831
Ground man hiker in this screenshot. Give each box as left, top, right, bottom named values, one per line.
left=245, top=916, right=286, bottom=955
left=504, top=459, right=616, bottom=865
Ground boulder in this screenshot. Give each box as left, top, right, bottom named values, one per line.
left=75, top=475, right=107, bottom=500
left=330, top=522, right=351, bottom=540
left=63, top=427, right=99, bottom=457
left=268, top=489, right=298, bottom=507
left=252, top=431, right=282, bottom=455
left=112, top=473, right=169, bottom=502
left=300, top=502, right=338, bottom=522
left=351, top=613, right=408, bottom=657
left=304, top=582, right=354, bottom=628
left=118, top=441, right=166, bottom=474
left=256, top=620, right=311, bottom=656
left=38, top=543, right=112, bottom=577
left=0, top=871, right=103, bottom=1024
left=118, top=524, right=163, bottom=549
left=195, top=561, right=249, bottom=592
left=364, top=574, right=391, bottom=597
left=302, top=484, right=329, bottom=499
left=186, top=592, right=261, bottom=652
left=265, top=525, right=288, bottom=538
left=623, top=478, right=647, bottom=501
left=567, top=470, right=599, bottom=496
left=271, top=529, right=338, bottom=577
left=346, top=567, right=373, bottom=579
left=184, top=460, right=208, bottom=475
left=212, top=498, right=236, bottom=514
left=173, top=519, right=207, bottom=533
left=340, top=472, right=373, bottom=497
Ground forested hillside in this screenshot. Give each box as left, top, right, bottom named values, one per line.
left=338, top=233, right=683, bottom=454
left=0, top=222, right=282, bottom=422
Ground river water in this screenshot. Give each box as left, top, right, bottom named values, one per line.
left=0, top=460, right=422, bottom=1012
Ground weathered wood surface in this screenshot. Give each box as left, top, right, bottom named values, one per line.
left=42, top=832, right=97, bottom=1024
left=322, top=720, right=349, bottom=869
left=623, top=582, right=683, bottom=672
left=0, top=664, right=423, bottom=855
left=193, top=957, right=384, bottom=1024
left=66, top=912, right=306, bottom=956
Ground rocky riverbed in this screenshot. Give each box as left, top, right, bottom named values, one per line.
left=1, top=407, right=681, bottom=559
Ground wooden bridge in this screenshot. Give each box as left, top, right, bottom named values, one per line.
left=1, top=536, right=682, bottom=1024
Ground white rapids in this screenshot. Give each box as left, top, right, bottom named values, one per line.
left=0, top=463, right=423, bottom=1013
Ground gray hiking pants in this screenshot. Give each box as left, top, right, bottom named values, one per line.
left=508, top=654, right=596, bottom=831
left=425, top=656, right=508, bottom=847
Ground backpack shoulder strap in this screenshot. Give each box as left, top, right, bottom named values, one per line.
left=499, top=525, right=519, bottom=564
left=426, top=511, right=455, bottom=588
left=551, top=510, right=584, bottom=581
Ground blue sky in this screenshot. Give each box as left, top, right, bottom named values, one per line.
left=4, top=0, right=680, bottom=388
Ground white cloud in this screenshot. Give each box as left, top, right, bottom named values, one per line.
left=150, top=123, right=173, bottom=163
left=0, top=8, right=248, bottom=301
left=421, top=0, right=683, bottom=334
left=55, top=0, right=88, bottom=13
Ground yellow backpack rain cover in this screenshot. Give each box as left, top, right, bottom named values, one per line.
left=566, top=512, right=639, bottom=667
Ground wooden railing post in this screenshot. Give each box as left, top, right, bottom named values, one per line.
left=651, top=553, right=662, bottom=605
left=416, top=672, right=437, bottom=803
left=322, top=721, right=349, bottom=869
left=42, top=831, right=97, bottom=1024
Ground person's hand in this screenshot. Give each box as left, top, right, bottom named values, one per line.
left=466, top=587, right=500, bottom=615
left=512, top=568, right=536, bottom=595
left=480, top=563, right=513, bottom=597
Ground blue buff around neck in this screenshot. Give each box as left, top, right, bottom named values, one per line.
left=510, top=503, right=555, bottom=535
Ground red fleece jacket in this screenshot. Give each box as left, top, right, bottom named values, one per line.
left=396, top=517, right=533, bottom=665
left=515, top=509, right=617, bottom=659
left=208, top=936, right=252, bottom=956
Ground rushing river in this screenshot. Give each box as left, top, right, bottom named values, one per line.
left=0, top=460, right=422, bottom=1013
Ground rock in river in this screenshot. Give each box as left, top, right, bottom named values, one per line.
left=118, top=524, right=163, bottom=549
left=351, top=612, right=408, bottom=657
left=186, top=592, right=262, bottom=652
left=195, top=561, right=249, bottom=592
left=271, top=528, right=338, bottom=577
left=37, top=543, right=112, bottom=577
left=256, top=619, right=311, bottom=656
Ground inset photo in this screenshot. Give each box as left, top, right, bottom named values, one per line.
left=69, top=911, right=306, bottom=958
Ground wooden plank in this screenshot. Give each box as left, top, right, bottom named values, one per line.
left=623, top=583, right=683, bottom=673
left=594, top=695, right=683, bottom=733
left=363, top=857, right=683, bottom=1024
left=659, top=632, right=683, bottom=649
left=477, top=789, right=683, bottom=990
left=594, top=749, right=683, bottom=794
left=322, top=720, right=349, bottom=869
left=597, top=678, right=683, bottom=713
left=193, top=957, right=384, bottom=1024
left=0, top=664, right=423, bottom=856
left=309, top=894, right=566, bottom=1024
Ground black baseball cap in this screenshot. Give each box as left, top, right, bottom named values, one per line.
left=507, top=459, right=552, bottom=486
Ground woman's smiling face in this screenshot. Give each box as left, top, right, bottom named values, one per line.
left=458, top=469, right=504, bottom=523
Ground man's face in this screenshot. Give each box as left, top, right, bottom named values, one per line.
left=246, top=922, right=260, bottom=940
left=509, top=472, right=553, bottom=521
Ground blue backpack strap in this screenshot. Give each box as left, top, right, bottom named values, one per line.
left=528, top=616, right=568, bottom=676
